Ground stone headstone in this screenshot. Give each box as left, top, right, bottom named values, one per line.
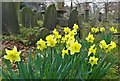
left=68, top=8, right=78, bottom=29
left=21, top=7, right=34, bottom=27
left=57, top=17, right=68, bottom=27
left=2, top=2, right=20, bottom=34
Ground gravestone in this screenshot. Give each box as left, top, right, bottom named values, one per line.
left=21, top=7, right=34, bottom=27
left=98, top=12, right=102, bottom=22
left=57, top=17, right=68, bottom=27
left=68, top=8, right=78, bottom=29
left=43, top=4, right=57, bottom=30
left=85, top=10, right=89, bottom=22
left=2, top=2, right=20, bottom=34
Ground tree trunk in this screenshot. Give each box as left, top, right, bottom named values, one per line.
left=70, top=0, right=73, bottom=11
left=85, top=2, right=89, bottom=22
left=105, top=2, right=108, bottom=22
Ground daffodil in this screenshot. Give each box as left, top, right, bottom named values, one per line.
left=61, top=35, right=70, bottom=43
left=91, top=27, right=99, bottom=33
left=62, top=49, right=68, bottom=58
left=46, top=35, right=54, bottom=41
left=68, top=41, right=82, bottom=55
left=73, top=24, right=79, bottom=30
left=99, top=40, right=117, bottom=53
left=114, top=29, right=118, bottom=33
left=66, top=37, right=75, bottom=48
left=46, top=35, right=57, bottom=47
left=110, top=27, right=118, bottom=33
left=47, top=39, right=57, bottom=47
left=52, top=29, right=61, bottom=39
left=72, top=29, right=77, bottom=35
left=68, top=30, right=75, bottom=37
left=64, top=27, right=71, bottom=34
left=88, top=44, right=97, bottom=56
left=61, top=36, right=66, bottom=43
left=94, top=27, right=99, bottom=33
left=100, top=27, right=105, bottom=32
left=68, top=36, right=75, bottom=42
left=53, top=29, right=57, bottom=34
left=110, top=27, right=115, bottom=32
left=91, top=27, right=96, bottom=33
left=99, top=40, right=107, bottom=49
left=109, top=41, right=116, bottom=49
left=36, top=39, right=47, bottom=51
left=105, top=41, right=117, bottom=53
left=64, top=35, right=69, bottom=41
left=85, top=33, right=95, bottom=43
left=61, top=34, right=71, bottom=43
left=88, top=56, right=98, bottom=66
left=4, top=46, right=21, bottom=63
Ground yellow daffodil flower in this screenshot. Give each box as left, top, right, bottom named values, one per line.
left=114, top=29, right=118, bottom=33
left=64, top=27, right=71, bottom=34
left=4, top=46, right=21, bottom=63
left=110, top=27, right=115, bottom=32
left=52, top=29, right=61, bottom=39
left=46, top=35, right=54, bottom=41
left=88, top=44, right=97, bottom=56
left=68, top=37, right=75, bottom=42
left=99, top=40, right=108, bottom=49
left=110, top=27, right=118, bottom=33
left=46, top=35, right=57, bottom=47
left=64, top=35, right=69, bottom=41
left=62, top=49, right=68, bottom=58
left=61, top=36, right=66, bottom=43
left=68, top=41, right=82, bottom=55
left=99, top=40, right=117, bottom=53
left=66, top=37, right=75, bottom=48
left=109, top=41, right=116, bottom=49
left=61, top=34, right=71, bottom=43
left=94, top=27, right=99, bottom=33
left=91, top=27, right=96, bottom=33
left=47, top=39, right=57, bottom=47
left=88, top=56, right=98, bottom=66
left=73, top=24, right=79, bottom=30
left=100, top=27, right=105, bottom=32
left=105, top=41, right=117, bottom=53
left=36, top=39, right=47, bottom=51
left=53, top=29, right=57, bottom=34
left=72, top=29, right=77, bottom=35
left=105, top=45, right=112, bottom=53
left=91, top=27, right=99, bottom=33
left=85, top=33, right=95, bottom=43
left=68, top=30, right=75, bottom=37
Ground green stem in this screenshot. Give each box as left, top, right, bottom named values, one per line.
left=90, top=66, right=92, bottom=72
left=51, top=47, right=52, bottom=64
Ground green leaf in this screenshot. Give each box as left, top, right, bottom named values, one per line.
left=35, top=53, right=41, bottom=79
left=27, top=48, right=34, bottom=79
left=4, top=61, right=17, bottom=80
left=17, top=56, right=28, bottom=79
left=0, top=67, right=8, bottom=79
